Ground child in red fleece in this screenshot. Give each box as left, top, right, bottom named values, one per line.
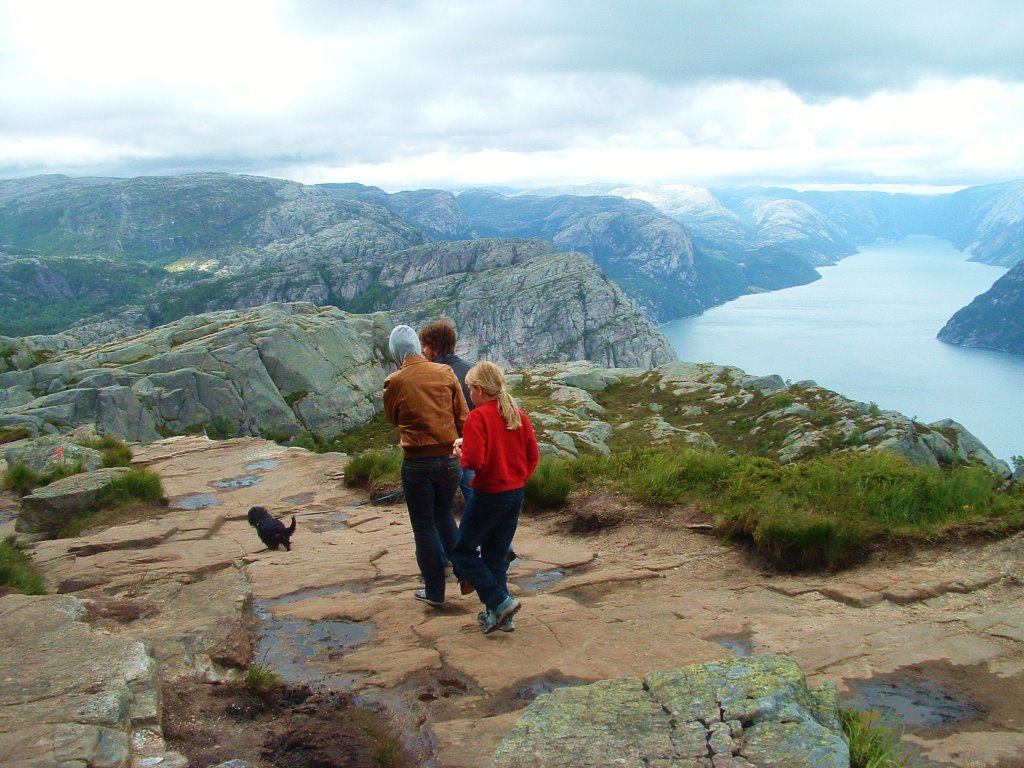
left=451, top=361, right=539, bottom=634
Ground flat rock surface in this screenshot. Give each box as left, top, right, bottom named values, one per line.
left=6, top=435, right=1024, bottom=767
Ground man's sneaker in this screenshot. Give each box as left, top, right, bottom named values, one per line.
left=413, top=589, right=443, bottom=607
left=477, top=611, right=515, bottom=632
left=482, top=596, right=520, bottom=635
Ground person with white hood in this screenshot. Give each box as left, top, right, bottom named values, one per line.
left=382, top=325, right=469, bottom=606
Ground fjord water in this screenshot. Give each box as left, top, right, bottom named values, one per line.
left=661, top=236, right=1024, bottom=464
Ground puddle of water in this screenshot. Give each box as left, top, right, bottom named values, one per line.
left=283, top=492, right=316, bottom=504
left=168, top=492, right=220, bottom=510
left=210, top=475, right=262, bottom=490
left=513, top=569, right=565, bottom=592
left=260, top=586, right=345, bottom=608
left=245, top=459, right=281, bottom=471
left=708, top=635, right=753, bottom=657
left=843, top=674, right=982, bottom=728
left=254, top=602, right=375, bottom=689
left=305, top=511, right=350, bottom=534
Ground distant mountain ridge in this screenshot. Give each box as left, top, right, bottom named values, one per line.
left=1, top=173, right=1022, bottom=357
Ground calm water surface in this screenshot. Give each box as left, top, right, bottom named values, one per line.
left=661, top=236, right=1024, bottom=463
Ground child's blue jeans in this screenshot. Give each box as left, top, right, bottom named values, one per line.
left=451, top=487, right=523, bottom=611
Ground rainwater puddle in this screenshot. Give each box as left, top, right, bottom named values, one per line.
left=210, top=475, right=262, bottom=490
left=513, top=569, right=565, bottom=592
left=260, top=586, right=346, bottom=608
left=254, top=601, right=375, bottom=689
left=306, top=511, right=350, bottom=533
left=283, top=492, right=316, bottom=505
left=168, top=493, right=220, bottom=510
left=245, top=459, right=281, bottom=471
left=708, top=635, right=753, bottom=657
left=843, top=674, right=982, bottom=728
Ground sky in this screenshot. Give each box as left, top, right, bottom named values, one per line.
left=1, top=0, right=1023, bottom=193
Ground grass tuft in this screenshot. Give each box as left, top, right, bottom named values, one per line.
left=519, top=445, right=1022, bottom=571
left=842, top=708, right=905, bottom=767
left=76, top=435, right=134, bottom=467
left=1, top=462, right=48, bottom=495
left=0, top=536, right=46, bottom=594
left=244, top=663, right=280, bottom=691
left=97, top=468, right=167, bottom=507
left=344, top=449, right=402, bottom=490
left=525, top=457, right=574, bottom=510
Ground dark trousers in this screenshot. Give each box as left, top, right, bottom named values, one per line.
left=402, top=456, right=461, bottom=602
left=451, top=487, right=523, bottom=611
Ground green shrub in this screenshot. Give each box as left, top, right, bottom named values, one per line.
left=205, top=414, right=237, bottom=440
left=345, top=449, right=402, bottom=489
left=59, top=469, right=167, bottom=538
left=318, top=413, right=398, bottom=455
left=525, top=457, right=575, bottom=510
left=841, top=708, right=905, bottom=768
left=0, top=536, right=46, bottom=595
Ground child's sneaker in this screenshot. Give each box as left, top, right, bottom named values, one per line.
left=482, top=596, right=520, bottom=635
left=477, top=611, right=515, bottom=632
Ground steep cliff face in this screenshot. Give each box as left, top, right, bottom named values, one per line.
left=931, top=181, right=1024, bottom=268
left=454, top=190, right=701, bottom=321
left=938, top=260, right=1024, bottom=355
left=375, top=239, right=677, bottom=368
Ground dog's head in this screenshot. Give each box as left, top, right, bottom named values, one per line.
left=247, top=505, right=270, bottom=527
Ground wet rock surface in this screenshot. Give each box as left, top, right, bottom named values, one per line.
left=1, top=435, right=1022, bottom=767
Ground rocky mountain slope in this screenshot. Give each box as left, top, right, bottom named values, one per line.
left=938, top=259, right=1024, bottom=354
left=0, top=299, right=674, bottom=443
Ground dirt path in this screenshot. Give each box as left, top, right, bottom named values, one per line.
left=31, top=436, right=1024, bottom=767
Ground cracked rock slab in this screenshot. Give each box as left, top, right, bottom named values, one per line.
left=493, top=655, right=848, bottom=768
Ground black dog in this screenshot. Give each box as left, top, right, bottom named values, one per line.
left=247, top=506, right=296, bottom=551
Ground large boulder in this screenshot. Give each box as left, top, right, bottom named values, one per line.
left=492, top=655, right=848, bottom=768
left=0, top=593, right=186, bottom=768
left=4, top=434, right=105, bottom=475
left=16, top=467, right=131, bottom=540
left=0, top=303, right=389, bottom=443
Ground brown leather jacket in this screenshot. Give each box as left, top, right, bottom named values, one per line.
left=383, top=354, right=469, bottom=459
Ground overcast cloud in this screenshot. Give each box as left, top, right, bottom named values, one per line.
left=1, top=0, right=1022, bottom=191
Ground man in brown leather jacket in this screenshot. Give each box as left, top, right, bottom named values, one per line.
left=383, top=325, right=469, bottom=606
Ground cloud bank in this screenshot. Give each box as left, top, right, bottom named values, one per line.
left=1, top=0, right=1022, bottom=191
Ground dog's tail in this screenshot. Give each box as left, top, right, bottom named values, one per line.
left=287, top=515, right=296, bottom=534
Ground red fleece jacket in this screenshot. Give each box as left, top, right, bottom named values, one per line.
left=460, top=400, right=540, bottom=493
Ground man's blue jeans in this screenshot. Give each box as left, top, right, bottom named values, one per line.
left=401, top=456, right=460, bottom=602
left=451, top=487, right=522, bottom=611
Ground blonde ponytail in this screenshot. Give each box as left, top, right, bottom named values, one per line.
left=466, top=361, right=522, bottom=430
left=496, top=390, right=522, bottom=430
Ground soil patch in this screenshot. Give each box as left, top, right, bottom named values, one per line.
left=162, top=678, right=416, bottom=768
